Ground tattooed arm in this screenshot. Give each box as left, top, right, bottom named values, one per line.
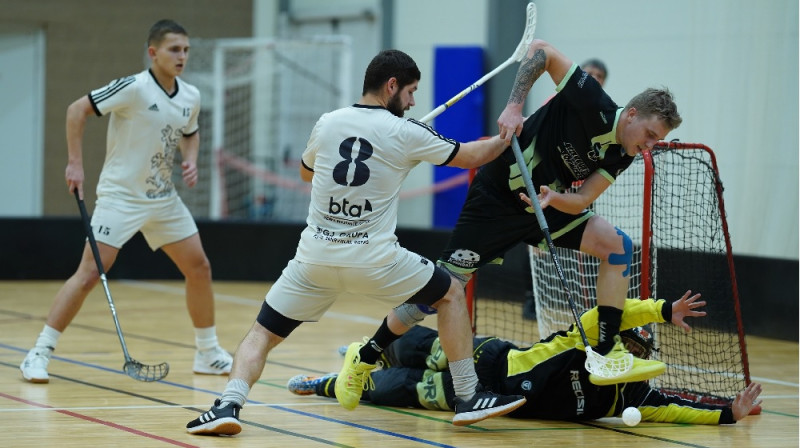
left=498, top=39, right=574, bottom=141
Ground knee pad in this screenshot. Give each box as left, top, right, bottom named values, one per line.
left=435, top=260, right=472, bottom=288
left=394, top=303, right=438, bottom=328
left=608, top=227, right=633, bottom=277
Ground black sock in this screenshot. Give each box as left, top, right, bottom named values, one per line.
left=319, top=376, right=337, bottom=397
left=358, top=318, right=400, bottom=364
left=596, top=306, right=622, bottom=355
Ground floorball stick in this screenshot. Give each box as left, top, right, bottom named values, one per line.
left=509, top=135, right=633, bottom=378
left=73, top=189, right=169, bottom=382
left=419, top=2, right=537, bottom=124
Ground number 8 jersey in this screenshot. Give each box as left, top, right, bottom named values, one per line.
left=297, top=104, right=459, bottom=267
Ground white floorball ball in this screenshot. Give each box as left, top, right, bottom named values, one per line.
left=622, top=407, right=641, bottom=426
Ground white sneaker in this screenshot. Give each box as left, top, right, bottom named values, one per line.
left=20, top=347, right=53, bottom=383
left=193, top=346, right=233, bottom=375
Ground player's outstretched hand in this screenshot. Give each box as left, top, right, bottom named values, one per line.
left=732, top=382, right=763, bottom=421
left=518, top=185, right=553, bottom=210
left=671, top=290, right=706, bottom=332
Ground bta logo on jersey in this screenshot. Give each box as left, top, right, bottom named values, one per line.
left=328, top=197, right=372, bottom=217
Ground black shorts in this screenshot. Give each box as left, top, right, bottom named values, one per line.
left=438, top=174, right=593, bottom=273
left=473, top=337, right=516, bottom=390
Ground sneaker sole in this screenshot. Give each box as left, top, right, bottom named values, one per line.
left=187, top=418, right=242, bottom=436
left=22, top=375, right=49, bottom=384
left=193, top=369, right=231, bottom=376
left=452, top=397, right=527, bottom=426
left=20, top=369, right=49, bottom=384
left=287, top=375, right=317, bottom=396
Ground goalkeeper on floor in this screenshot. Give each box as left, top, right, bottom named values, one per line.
left=288, top=291, right=762, bottom=425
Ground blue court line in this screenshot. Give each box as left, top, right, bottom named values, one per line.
left=1, top=342, right=462, bottom=448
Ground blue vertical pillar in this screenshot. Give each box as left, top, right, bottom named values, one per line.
left=432, top=46, right=484, bottom=228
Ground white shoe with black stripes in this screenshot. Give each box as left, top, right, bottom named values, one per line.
left=193, top=346, right=233, bottom=375
left=186, top=399, right=241, bottom=435
left=452, top=386, right=527, bottom=426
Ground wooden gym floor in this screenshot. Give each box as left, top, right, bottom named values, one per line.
left=0, top=280, right=797, bottom=447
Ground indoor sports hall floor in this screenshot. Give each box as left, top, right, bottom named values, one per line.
left=0, top=280, right=797, bottom=447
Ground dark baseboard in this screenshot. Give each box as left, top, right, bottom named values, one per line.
left=1, top=218, right=796, bottom=341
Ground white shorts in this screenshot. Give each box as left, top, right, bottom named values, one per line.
left=91, top=196, right=198, bottom=250
left=266, top=247, right=436, bottom=322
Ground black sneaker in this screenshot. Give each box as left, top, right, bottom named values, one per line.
left=186, top=399, right=242, bottom=435
left=452, top=389, right=526, bottom=426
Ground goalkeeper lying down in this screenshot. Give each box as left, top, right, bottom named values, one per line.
left=288, top=291, right=762, bottom=424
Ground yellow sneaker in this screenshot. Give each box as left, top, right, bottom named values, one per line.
left=335, top=341, right=377, bottom=410
left=588, top=336, right=666, bottom=386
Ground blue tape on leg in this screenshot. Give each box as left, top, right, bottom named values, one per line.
left=607, top=227, right=633, bottom=277
left=416, top=304, right=438, bottom=315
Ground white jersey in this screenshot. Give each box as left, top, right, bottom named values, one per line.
left=296, top=104, right=459, bottom=267
left=89, top=69, right=201, bottom=204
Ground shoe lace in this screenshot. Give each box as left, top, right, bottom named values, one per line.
left=346, top=364, right=376, bottom=391
left=26, top=349, right=52, bottom=368
left=361, top=371, right=375, bottom=391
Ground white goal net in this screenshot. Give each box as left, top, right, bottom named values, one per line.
left=176, top=36, right=352, bottom=221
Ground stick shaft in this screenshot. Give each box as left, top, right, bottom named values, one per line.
left=509, top=136, right=590, bottom=346
left=419, top=57, right=515, bottom=124
left=73, top=190, right=133, bottom=360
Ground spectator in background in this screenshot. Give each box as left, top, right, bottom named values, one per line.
left=581, top=58, right=608, bottom=87
left=542, top=57, right=609, bottom=105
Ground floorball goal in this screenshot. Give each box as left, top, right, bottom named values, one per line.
left=473, top=142, right=751, bottom=405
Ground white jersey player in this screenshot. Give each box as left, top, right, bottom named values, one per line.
left=187, top=49, right=525, bottom=437
left=296, top=105, right=458, bottom=267
left=90, top=69, right=200, bottom=204
left=20, top=19, right=232, bottom=385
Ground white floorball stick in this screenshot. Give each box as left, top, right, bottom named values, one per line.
left=510, top=135, right=633, bottom=379
left=74, top=189, right=170, bottom=382
left=419, top=2, right=537, bottom=124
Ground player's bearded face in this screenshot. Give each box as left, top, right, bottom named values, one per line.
left=387, top=81, right=417, bottom=118
left=387, top=90, right=407, bottom=117
left=387, top=92, right=403, bottom=117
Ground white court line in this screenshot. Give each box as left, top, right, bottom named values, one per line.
left=751, top=376, right=799, bottom=388
left=123, top=281, right=797, bottom=388
left=122, top=280, right=383, bottom=325
left=0, top=402, right=340, bottom=413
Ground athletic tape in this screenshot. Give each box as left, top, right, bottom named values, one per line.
left=608, top=227, right=633, bottom=277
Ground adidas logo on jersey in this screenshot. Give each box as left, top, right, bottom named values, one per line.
left=148, top=103, right=159, bottom=111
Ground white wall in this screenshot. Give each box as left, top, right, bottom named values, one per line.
left=394, top=0, right=490, bottom=228
left=527, top=0, right=798, bottom=259
left=0, top=26, right=44, bottom=216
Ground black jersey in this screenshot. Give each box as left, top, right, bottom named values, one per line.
left=479, top=64, right=634, bottom=207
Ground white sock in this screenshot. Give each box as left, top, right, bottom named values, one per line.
left=195, top=325, right=219, bottom=352
left=220, top=378, right=250, bottom=407
left=449, top=358, right=479, bottom=400
left=35, top=325, right=61, bottom=351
